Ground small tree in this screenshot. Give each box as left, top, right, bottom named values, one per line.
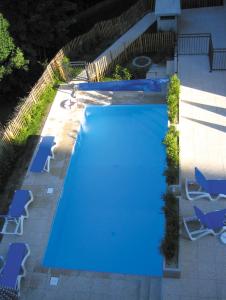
left=0, top=14, right=28, bottom=81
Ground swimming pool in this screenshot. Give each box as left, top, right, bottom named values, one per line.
left=43, top=104, right=167, bottom=276
left=76, top=78, right=168, bottom=92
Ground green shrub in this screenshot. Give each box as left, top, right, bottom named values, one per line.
left=163, top=125, right=179, bottom=168
left=113, top=64, right=132, bottom=80
left=161, top=74, right=180, bottom=261
left=164, top=166, right=178, bottom=185
left=103, top=64, right=132, bottom=81
left=167, top=74, right=180, bottom=124
left=160, top=192, right=179, bottom=260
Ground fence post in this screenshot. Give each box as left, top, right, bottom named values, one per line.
left=94, top=63, right=100, bottom=82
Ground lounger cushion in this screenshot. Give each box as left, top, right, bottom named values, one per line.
left=208, top=180, right=226, bottom=195
left=194, top=206, right=226, bottom=230
left=0, top=243, right=28, bottom=289
left=195, top=167, right=226, bottom=195
left=30, top=136, right=55, bottom=172
left=8, top=190, right=31, bottom=218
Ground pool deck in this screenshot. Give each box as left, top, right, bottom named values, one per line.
left=162, top=3, right=226, bottom=300
left=0, top=86, right=164, bottom=300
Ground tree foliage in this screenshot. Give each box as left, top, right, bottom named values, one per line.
left=0, top=14, right=28, bottom=81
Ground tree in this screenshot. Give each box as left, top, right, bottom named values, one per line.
left=0, top=14, right=28, bottom=81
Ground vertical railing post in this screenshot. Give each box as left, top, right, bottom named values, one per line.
left=208, top=34, right=213, bottom=72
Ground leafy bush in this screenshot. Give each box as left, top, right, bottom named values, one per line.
left=160, top=192, right=179, bottom=260
left=167, top=74, right=180, bottom=124
left=161, top=77, right=180, bottom=262
left=103, top=64, right=132, bottom=81
left=164, top=166, right=178, bottom=185
left=163, top=126, right=179, bottom=167
left=113, top=64, right=132, bottom=80
left=163, top=125, right=179, bottom=185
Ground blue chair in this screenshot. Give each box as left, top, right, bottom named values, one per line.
left=183, top=206, right=226, bottom=240
left=185, top=167, right=226, bottom=201
left=0, top=243, right=30, bottom=296
left=0, top=190, right=33, bottom=235
left=30, top=136, right=56, bottom=173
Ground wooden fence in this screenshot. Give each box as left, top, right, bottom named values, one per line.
left=87, top=32, right=176, bottom=81
left=0, top=0, right=152, bottom=148
left=181, top=0, right=224, bottom=9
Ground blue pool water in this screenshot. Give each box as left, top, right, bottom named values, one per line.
left=43, top=105, right=167, bottom=276
left=76, top=78, right=168, bottom=92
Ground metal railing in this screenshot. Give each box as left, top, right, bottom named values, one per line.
left=212, top=49, right=226, bottom=70
left=177, top=33, right=210, bottom=55
left=181, top=0, right=224, bottom=9
left=177, top=33, right=226, bottom=72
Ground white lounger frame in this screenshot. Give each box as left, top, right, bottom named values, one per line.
left=0, top=191, right=33, bottom=235
left=43, top=142, right=57, bottom=173
left=185, top=178, right=226, bottom=201
left=183, top=215, right=226, bottom=241
left=0, top=243, right=30, bottom=296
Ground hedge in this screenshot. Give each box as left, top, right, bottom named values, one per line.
left=163, top=125, right=179, bottom=185
left=160, top=192, right=179, bottom=260
left=167, top=74, right=180, bottom=124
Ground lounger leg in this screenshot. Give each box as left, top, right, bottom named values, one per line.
left=44, top=157, right=50, bottom=172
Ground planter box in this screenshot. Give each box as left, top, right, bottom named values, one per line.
left=163, top=239, right=181, bottom=278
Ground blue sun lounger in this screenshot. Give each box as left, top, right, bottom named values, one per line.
left=185, top=167, right=226, bottom=201
left=0, top=190, right=33, bottom=235
left=0, top=243, right=30, bottom=296
left=30, top=136, right=56, bottom=173
left=183, top=206, right=226, bottom=240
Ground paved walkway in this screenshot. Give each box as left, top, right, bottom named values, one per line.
left=162, top=4, right=226, bottom=300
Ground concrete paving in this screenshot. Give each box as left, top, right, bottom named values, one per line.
left=162, top=3, right=226, bottom=300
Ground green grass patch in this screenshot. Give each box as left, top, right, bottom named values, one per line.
left=13, top=83, right=58, bottom=145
